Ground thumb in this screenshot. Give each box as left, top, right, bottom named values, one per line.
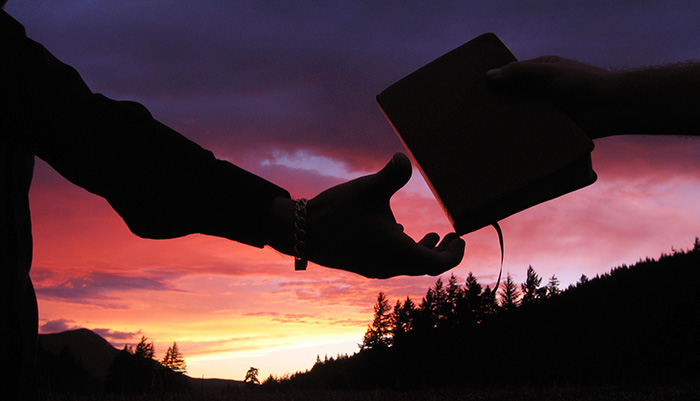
left=373, top=153, right=412, bottom=198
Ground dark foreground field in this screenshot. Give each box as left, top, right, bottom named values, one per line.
left=39, top=382, right=700, bottom=401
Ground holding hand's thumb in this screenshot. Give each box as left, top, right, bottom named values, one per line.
left=374, top=153, right=412, bottom=197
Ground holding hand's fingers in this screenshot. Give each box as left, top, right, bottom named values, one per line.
left=487, top=56, right=615, bottom=96
left=486, top=56, right=618, bottom=140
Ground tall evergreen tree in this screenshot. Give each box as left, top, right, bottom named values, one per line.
left=480, top=286, right=498, bottom=316
left=458, top=272, right=484, bottom=325
left=499, top=273, right=521, bottom=312
left=161, top=342, right=187, bottom=373
left=391, top=297, right=415, bottom=343
left=521, top=265, right=543, bottom=306
left=546, top=274, right=561, bottom=298
left=464, top=272, right=482, bottom=302
left=134, top=336, right=155, bottom=360
left=419, top=277, right=450, bottom=329
left=362, top=292, right=393, bottom=349
left=445, top=274, right=462, bottom=320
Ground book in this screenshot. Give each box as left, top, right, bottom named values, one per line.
left=377, top=33, right=597, bottom=235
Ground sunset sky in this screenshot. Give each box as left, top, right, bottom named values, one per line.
left=7, top=1, right=700, bottom=381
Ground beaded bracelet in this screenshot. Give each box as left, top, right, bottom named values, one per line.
left=293, top=198, right=309, bottom=271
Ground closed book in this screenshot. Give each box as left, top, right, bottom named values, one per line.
left=377, top=33, right=596, bottom=235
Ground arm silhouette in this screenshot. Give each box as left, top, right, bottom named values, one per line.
left=487, top=56, right=700, bottom=139
left=0, top=10, right=464, bottom=278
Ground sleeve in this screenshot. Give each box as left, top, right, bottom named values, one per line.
left=0, top=11, right=290, bottom=248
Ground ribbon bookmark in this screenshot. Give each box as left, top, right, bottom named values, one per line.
left=492, top=222, right=504, bottom=295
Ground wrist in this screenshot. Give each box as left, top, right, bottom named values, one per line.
left=265, top=196, right=312, bottom=270
left=265, top=196, right=296, bottom=256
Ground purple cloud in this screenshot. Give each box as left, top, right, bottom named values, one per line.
left=39, top=318, right=81, bottom=334
left=33, top=269, right=184, bottom=307
left=92, top=327, right=141, bottom=342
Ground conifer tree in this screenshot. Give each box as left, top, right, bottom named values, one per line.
left=444, top=274, right=462, bottom=326
left=161, top=342, right=187, bottom=373
left=499, top=273, right=521, bottom=312
left=391, top=297, right=415, bottom=342
left=464, top=272, right=482, bottom=302
left=480, top=286, right=498, bottom=316
left=458, top=272, right=483, bottom=325
left=134, top=336, right=155, bottom=360
left=419, top=277, right=450, bottom=329
left=361, top=292, right=393, bottom=349
left=546, top=274, right=561, bottom=297
left=577, top=274, right=589, bottom=286
left=521, top=265, right=542, bottom=306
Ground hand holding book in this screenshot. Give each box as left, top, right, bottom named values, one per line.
left=487, top=55, right=700, bottom=139
left=377, top=33, right=597, bottom=236
left=486, top=56, right=620, bottom=140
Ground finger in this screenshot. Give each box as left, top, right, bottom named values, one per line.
left=395, top=234, right=464, bottom=277
left=418, top=232, right=440, bottom=248
left=371, top=152, right=412, bottom=198
left=435, top=232, right=461, bottom=251
left=425, top=235, right=465, bottom=276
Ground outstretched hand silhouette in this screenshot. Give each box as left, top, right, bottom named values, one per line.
left=268, top=153, right=465, bottom=278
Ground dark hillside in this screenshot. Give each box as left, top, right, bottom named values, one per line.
left=279, top=244, right=700, bottom=390
left=37, top=328, right=243, bottom=397
left=480, top=249, right=700, bottom=385
left=39, top=328, right=120, bottom=381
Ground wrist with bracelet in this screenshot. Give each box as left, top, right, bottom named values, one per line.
left=293, top=198, right=309, bottom=271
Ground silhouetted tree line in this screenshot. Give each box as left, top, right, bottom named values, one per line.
left=105, top=336, right=189, bottom=394
left=267, top=238, right=700, bottom=391
left=38, top=334, right=189, bottom=397
left=358, top=266, right=566, bottom=351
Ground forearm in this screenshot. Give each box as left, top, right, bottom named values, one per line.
left=1, top=11, right=290, bottom=247
left=20, top=93, right=291, bottom=247
left=601, top=63, right=700, bottom=138
left=487, top=56, right=700, bottom=140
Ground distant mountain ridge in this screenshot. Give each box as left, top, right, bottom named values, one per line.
left=39, top=328, right=120, bottom=381
left=37, top=328, right=243, bottom=394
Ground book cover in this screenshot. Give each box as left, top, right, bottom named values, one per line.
left=377, top=33, right=597, bottom=235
